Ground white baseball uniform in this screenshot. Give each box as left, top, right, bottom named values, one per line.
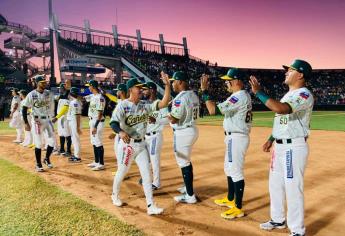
left=57, top=97, right=71, bottom=137
left=269, top=87, right=314, bottom=235
left=67, top=98, right=82, bottom=158
left=22, top=89, right=55, bottom=149
left=145, top=102, right=169, bottom=188
left=217, top=90, right=252, bottom=182
left=170, top=90, right=199, bottom=168
left=9, top=95, right=23, bottom=141
left=110, top=99, right=160, bottom=207
left=85, top=93, right=105, bottom=147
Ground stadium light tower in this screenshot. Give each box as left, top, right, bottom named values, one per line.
left=48, top=0, right=56, bottom=85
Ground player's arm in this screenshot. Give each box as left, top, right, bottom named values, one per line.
left=249, top=76, right=292, bottom=114
left=76, top=114, right=82, bottom=134
left=52, top=104, right=69, bottom=123
left=157, top=71, right=171, bottom=109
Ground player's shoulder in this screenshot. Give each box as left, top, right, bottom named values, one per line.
left=295, top=87, right=313, bottom=100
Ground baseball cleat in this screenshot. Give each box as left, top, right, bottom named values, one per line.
left=28, top=144, right=35, bottom=149
left=177, top=185, right=186, bottom=194
left=138, top=178, right=143, bottom=185
left=44, top=159, right=53, bottom=168
left=35, top=166, right=44, bottom=172
left=91, top=164, right=105, bottom=171
left=13, top=140, right=22, bottom=144
left=62, top=152, right=71, bottom=157
left=152, top=184, right=160, bottom=191
left=147, top=204, right=164, bottom=215
left=260, top=220, right=286, bottom=230
left=69, top=156, right=81, bottom=162
left=111, top=194, right=123, bottom=207
left=214, top=197, right=235, bottom=208
left=289, top=233, right=305, bottom=236
left=87, top=162, right=98, bottom=168
left=221, top=207, right=244, bottom=219
left=174, top=193, right=197, bottom=204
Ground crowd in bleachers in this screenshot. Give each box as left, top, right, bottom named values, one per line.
left=59, top=37, right=345, bottom=106
left=1, top=37, right=344, bottom=120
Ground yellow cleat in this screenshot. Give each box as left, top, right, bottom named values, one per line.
left=221, top=206, right=244, bottom=219
left=214, top=197, right=235, bottom=208
left=28, top=144, right=35, bottom=149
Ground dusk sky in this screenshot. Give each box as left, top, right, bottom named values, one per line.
left=1, top=0, right=345, bottom=69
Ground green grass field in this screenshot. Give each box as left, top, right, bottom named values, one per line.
left=0, top=158, right=144, bottom=236
left=198, top=111, right=345, bottom=131
left=0, top=111, right=344, bottom=135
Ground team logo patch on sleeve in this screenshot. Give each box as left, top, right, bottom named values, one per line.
left=299, top=92, right=309, bottom=99
left=74, top=103, right=78, bottom=107
left=100, top=98, right=105, bottom=102
left=124, top=107, right=131, bottom=113
left=174, top=100, right=181, bottom=107
left=229, top=96, right=239, bottom=104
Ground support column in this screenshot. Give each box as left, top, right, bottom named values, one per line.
left=183, top=37, right=189, bottom=58
left=159, top=34, right=165, bottom=54
left=112, top=25, right=119, bottom=47
left=136, top=29, right=143, bottom=51
left=84, top=19, right=92, bottom=44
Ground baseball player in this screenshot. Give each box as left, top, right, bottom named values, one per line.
left=84, top=80, right=106, bottom=171
left=55, top=83, right=72, bottom=156
left=108, top=83, right=128, bottom=155
left=168, top=71, right=200, bottom=204
left=250, top=59, right=313, bottom=236
left=19, top=90, right=33, bottom=147
left=200, top=68, right=252, bottom=219
left=109, top=75, right=171, bottom=215
left=142, top=81, right=169, bottom=190
left=67, top=87, right=82, bottom=162
left=22, top=76, right=55, bottom=172
left=9, top=88, right=23, bottom=143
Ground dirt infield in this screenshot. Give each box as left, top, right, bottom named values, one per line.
left=1, top=126, right=344, bottom=236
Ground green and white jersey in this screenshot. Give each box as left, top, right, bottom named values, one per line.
left=11, top=96, right=20, bottom=112
left=146, top=99, right=169, bottom=133
left=272, top=87, right=314, bottom=139
left=217, top=90, right=252, bottom=134
left=110, top=99, right=159, bottom=139
left=170, top=90, right=200, bottom=130
left=67, top=98, right=82, bottom=121
left=22, top=89, right=54, bottom=117
left=57, top=98, right=69, bottom=120
left=86, top=93, right=105, bottom=119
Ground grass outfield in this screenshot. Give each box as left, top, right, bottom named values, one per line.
left=0, top=158, right=144, bottom=236
left=0, top=111, right=344, bottom=134
left=198, top=111, right=345, bottom=131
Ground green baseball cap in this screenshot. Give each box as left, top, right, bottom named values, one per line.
left=86, top=80, right=98, bottom=88
left=126, top=78, right=145, bottom=89
left=59, top=83, right=65, bottom=89
left=145, top=81, right=157, bottom=90
left=35, top=75, right=46, bottom=83
left=114, top=83, right=127, bottom=92
left=221, top=68, right=244, bottom=81
left=169, top=71, right=188, bottom=82
left=11, top=87, right=19, bottom=93
left=70, top=87, right=79, bottom=95
left=283, top=59, right=312, bottom=78
left=19, top=89, right=27, bottom=96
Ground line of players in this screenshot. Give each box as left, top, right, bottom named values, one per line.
left=9, top=59, right=313, bottom=236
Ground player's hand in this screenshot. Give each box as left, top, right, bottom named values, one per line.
left=200, top=74, right=210, bottom=91
left=108, top=133, right=116, bottom=139
left=160, top=71, right=170, bottom=86
left=24, top=123, right=31, bottom=131
left=52, top=117, right=58, bottom=123
left=148, top=116, right=156, bottom=124
left=249, top=76, right=261, bottom=94
left=92, top=127, right=97, bottom=136
left=262, top=140, right=273, bottom=152
left=77, top=129, right=82, bottom=135
left=9, top=113, right=13, bottom=119
left=119, top=131, right=130, bottom=144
